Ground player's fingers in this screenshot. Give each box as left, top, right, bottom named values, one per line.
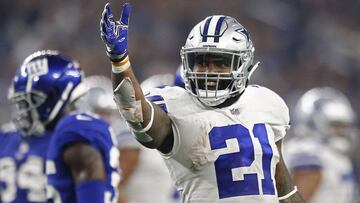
left=101, top=6, right=108, bottom=29
left=104, top=3, right=114, bottom=26
left=101, top=3, right=116, bottom=35
left=105, top=2, right=113, bottom=17
left=100, top=33, right=107, bottom=42
left=120, top=3, right=132, bottom=25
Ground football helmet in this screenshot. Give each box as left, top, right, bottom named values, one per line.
left=140, top=73, right=176, bottom=93
left=8, top=50, right=83, bottom=136
left=73, top=75, right=117, bottom=115
left=180, top=15, right=257, bottom=106
left=73, top=75, right=128, bottom=136
left=294, top=87, right=357, bottom=153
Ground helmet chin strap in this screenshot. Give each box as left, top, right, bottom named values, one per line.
left=196, top=72, right=249, bottom=107
left=16, top=108, right=46, bottom=137
left=197, top=89, right=230, bottom=107
left=248, top=61, right=260, bottom=79
left=198, top=96, right=228, bottom=107
left=28, top=120, right=46, bottom=136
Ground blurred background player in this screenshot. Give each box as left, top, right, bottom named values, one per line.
left=76, top=75, right=180, bottom=203
left=2, top=49, right=120, bottom=203
left=284, top=87, right=358, bottom=203
left=0, top=51, right=74, bottom=203
left=0, top=116, right=49, bottom=203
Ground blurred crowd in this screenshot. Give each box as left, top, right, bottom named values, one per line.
left=0, top=0, right=359, bottom=134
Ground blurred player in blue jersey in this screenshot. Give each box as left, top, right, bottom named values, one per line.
left=3, top=50, right=120, bottom=203
left=284, top=87, right=358, bottom=203
left=0, top=50, right=71, bottom=203
left=100, top=3, right=304, bottom=203
left=0, top=117, right=50, bottom=203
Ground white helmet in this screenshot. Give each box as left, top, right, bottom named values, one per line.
left=140, top=73, right=175, bottom=93
left=294, top=87, right=357, bottom=153
left=72, top=75, right=117, bottom=114
left=180, top=15, right=257, bottom=107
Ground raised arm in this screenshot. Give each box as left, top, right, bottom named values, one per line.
left=100, top=3, right=173, bottom=153
left=275, top=140, right=306, bottom=203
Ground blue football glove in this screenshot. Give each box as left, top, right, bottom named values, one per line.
left=100, top=3, right=132, bottom=62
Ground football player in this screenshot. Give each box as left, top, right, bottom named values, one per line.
left=0, top=118, right=50, bottom=203
left=77, top=75, right=180, bottom=203
left=284, top=87, right=358, bottom=203
left=100, top=3, right=304, bottom=203
left=4, top=50, right=120, bottom=203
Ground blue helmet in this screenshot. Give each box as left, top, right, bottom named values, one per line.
left=8, top=50, right=83, bottom=136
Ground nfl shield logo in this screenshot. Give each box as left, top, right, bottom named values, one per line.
left=230, top=108, right=240, bottom=115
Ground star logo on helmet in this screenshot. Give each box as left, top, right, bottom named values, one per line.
left=235, top=28, right=250, bottom=41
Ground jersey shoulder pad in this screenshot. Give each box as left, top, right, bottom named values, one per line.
left=245, top=85, right=290, bottom=123
left=56, top=112, right=109, bottom=136
left=243, top=85, right=290, bottom=142
left=53, top=112, right=112, bottom=148
left=145, top=86, right=187, bottom=113
left=247, top=85, right=289, bottom=110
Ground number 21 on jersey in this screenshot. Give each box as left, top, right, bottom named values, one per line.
left=209, top=123, right=276, bottom=199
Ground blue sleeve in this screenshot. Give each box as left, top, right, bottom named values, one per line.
left=146, top=94, right=168, bottom=113
left=76, top=180, right=105, bottom=203
left=53, top=113, right=111, bottom=153
left=288, top=152, right=322, bottom=170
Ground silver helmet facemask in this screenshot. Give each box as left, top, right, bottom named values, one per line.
left=8, top=90, right=47, bottom=137
left=181, top=15, right=256, bottom=107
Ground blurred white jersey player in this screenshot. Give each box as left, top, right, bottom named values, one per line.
left=284, top=87, right=358, bottom=203
left=76, top=75, right=179, bottom=203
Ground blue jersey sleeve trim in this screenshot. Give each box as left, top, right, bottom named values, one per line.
left=146, top=95, right=168, bottom=113
left=289, top=153, right=322, bottom=170
left=76, top=180, right=105, bottom=203
left=291, top=164, right=322, bottom=171
left=146, top=95, right=164, bottom=102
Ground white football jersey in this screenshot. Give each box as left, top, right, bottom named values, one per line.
left=146, top=85, right=290, bottom=203
left=116, top=120, right=179, bottom=203
left=284, top=137, right=357, bottom=203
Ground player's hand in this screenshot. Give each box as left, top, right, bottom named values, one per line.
left=100, top=2, right=132, bottom=62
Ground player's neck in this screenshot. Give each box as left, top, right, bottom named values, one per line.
left=46, top=115, right=62, bottom=131
left=214, top=93, right=241, bottom=108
